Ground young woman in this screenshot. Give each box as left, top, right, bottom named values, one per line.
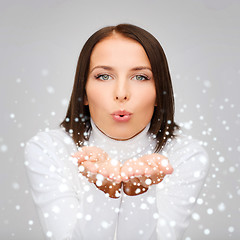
left=25, top=23, right=209, bottom=240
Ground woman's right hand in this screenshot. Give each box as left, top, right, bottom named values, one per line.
left=72, top=146, right=122, bottom=198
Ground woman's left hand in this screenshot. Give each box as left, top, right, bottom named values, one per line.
left=121, top=154, right=173, bottom=196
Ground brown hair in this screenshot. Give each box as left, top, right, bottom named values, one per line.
left=60, top=23, right=179, bottom=152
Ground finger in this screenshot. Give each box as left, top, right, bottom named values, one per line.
left=123, top=180, right=148, bottom=196
left=82, top=161, right=99, bottom=174
left=138, top=175, right=153, bottom=188
left=150, top=171, right=165, bottom=184
left=71, top=150, right=87, bottom=164
left=120, top=162, right=133, bottom=181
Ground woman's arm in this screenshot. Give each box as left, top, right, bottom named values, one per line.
left=155, top=137, right=210, bottom=240
left=24, top=132, right=83, bottom=240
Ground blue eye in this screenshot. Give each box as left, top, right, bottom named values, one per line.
left=95, top=74, right=111, bottom=80
left=134, top=75, right=150, bottom=81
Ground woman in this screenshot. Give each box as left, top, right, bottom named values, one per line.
left=25, top=23, right=209, bottom=240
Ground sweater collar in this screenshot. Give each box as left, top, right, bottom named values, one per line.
left=88, top=119, right=156, bottom=162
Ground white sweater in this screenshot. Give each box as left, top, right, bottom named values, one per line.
left=24, top=120, right=209, bottom=240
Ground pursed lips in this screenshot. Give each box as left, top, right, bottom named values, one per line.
left=111, top=110, right=132, bottom=122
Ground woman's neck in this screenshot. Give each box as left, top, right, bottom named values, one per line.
left=88, top=118, right=156, bottom=163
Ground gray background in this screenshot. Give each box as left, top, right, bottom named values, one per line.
left=1, top=0, right=239, bottom=239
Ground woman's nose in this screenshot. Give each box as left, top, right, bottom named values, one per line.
left=114, top=80, right=130, bottom=102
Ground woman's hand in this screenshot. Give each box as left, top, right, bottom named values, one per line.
left=72, top=146, right=122, bottom=198
left=121, top=154, right=173, bottom=196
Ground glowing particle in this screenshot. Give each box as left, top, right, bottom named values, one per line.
left=10, top=113, right=15, bottom=119
left=153, top=213, right=159, bottom=219
left=85, top=214, right=92, bottom=221
left=96, top=180, right=102, bottom=187
left=42, top=69, right=49, bottom=76
left=46, top=231, right=52, bottom=238
left=159, top=218, right=166, bottom=226
left=145, top=179, right=152, bottom=185
left=170, top=221, right=176, bottom=227
left=203, top=80, right=211, bottom=88
left=61, top=98, right=68, bottom=106
left=1, top=144, right=8, bottom=152
left=46, top=86, right=55, bottom=94
left=16, top=78, right=21, bottom=83
left=139, top=230, right=144, bottom=235
left=218, top=156, right=225, bottom=163
left=15, top=205, right=20, bottom=210
left=28, top=220, right=33, bottom=225
left=44, top=213, right=49, bottom=218
left=87, top=195, right=93, bottom=203
left=182, top=121, right=193, bottom=130
left=218, top=202, right=226, bottom=212
left=194, top=171, right=200, bottom=178
left=140, top=203, right=148, bottom=210
left=114, top=208, right=120, bottom=213
left=192, top=212, right=200, bottom=221
left=76, top=212, right=83, bottom=219
left=228, top=226, right=234, bottom=233
left=207, top=208, right=213, bottom=215
left=52, top=206, right=60, bottom=214
left=229, top=167, right=235, bottom=173
left=147, top=196, right=155, bottom=204
left=199, top=156, right=207, bottom=165
left=96, top=174, right=104, bottom=181
left=83, top=185, right=90, bottom=192
left=161, top=159, right=168, bottom=167
left=78, top=165, right=85, bottom=172
left=204, top=229, right=210, bottom=235
left=115, top=191, right=121, bottom=198
left=101, top=221, right=109, bottom=229
left=189, top=197, right=196, bottom=203
left=135, top=188, right=141, bottom=194
left=110, top=159, right=118, bottom=166
left=12, top=182, right=20, bottom=190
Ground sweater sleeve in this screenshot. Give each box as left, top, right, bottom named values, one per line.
left=24, top=132, right=83, bottom=240
left=155, top=137, right=210, bottom=240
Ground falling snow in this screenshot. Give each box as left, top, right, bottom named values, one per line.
left=2, top=12, right=239, bottom=240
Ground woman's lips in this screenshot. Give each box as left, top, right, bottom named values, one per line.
left=111, top=110, right=132, bottom=122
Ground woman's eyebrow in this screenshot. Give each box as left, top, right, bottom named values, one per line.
left=90, top=65, right=152, bottom=73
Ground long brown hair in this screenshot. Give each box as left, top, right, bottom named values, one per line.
left=60, top=23, right=179, bottom=152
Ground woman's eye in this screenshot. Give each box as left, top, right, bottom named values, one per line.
left=133, top=75, right=150, bottom=81
left=95, top=74, right=112, bottom=81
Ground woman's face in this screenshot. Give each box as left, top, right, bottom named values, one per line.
left=85, top=34, right=156, bottom=140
